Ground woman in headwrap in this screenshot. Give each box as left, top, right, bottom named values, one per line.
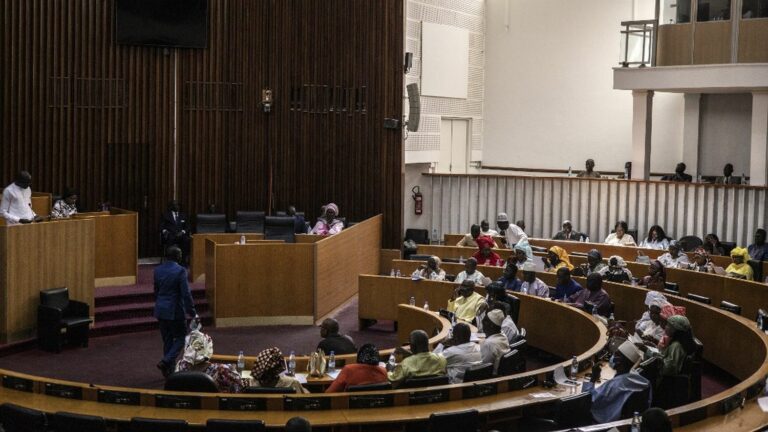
left=51, top=188, right=79, bottom=219
left=250, top=347, right=308, bottom=393
left=585, top=249, right=608, bottom=276
left=638, top=260, right=666, bottom=291
left=725, top=247, right=754, bottom=280
left=512, top=239, right=533, bottom=268
left=310, top=203, right=344, bottom=236
left=472, top=236, right=502, bottom=266
left=544, top=245, right=574, bottom=272
left=175, top=330, right=244, bottom=393
left=634, top=291, right=685, bottom=345
left=657, top=241, right=690, bottom=269
left=603, top=255, right=633, bottom=284
left=686, top=248, right=716, bottom=273
left=325, top=344, right=387, bottom=393
left=636, top=315, right=696, bottom=377
left=703, top=233, right=726, bottom=256
left=415, top=256, right=446, bottom=281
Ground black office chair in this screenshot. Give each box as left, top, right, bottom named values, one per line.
left=620, top=387, right=650, bottom=419
left=264, top=216, right=296, bottom=243
left=0, top=403, right=47, bottom=432
left=196, top=213, right=228, bottom=233
left=720, top=241, right=737, bottom=256
left=428, top=409, right=480, bottom=432
left=405, top=229, right=430, bottom=245
left=53, top=412, right=107, bottom=432
left=445, top=274, right=457, bottom=282
left=235, top=211, right=266, bottom=233
left=508, top=295, right=521, bottom=324
left=518, top=392, right=593, bottom=432
left=509, top=334, right=527, bottom=353
left=164, top=371, right=219, bottom=393
left=748, top=259, right=763, bottom=282
left=206, top=419, right=266, bottom=432
left=720, top=300, right=742, bottom=315
left=462, top=363, right=494, bottom=383
left=37, top=287, right=92, bottom=352
left=636, top=356, right=662, bottom=388
left=678, top=235, right=703, bottom=252
left=409, top=254, right=433, bottom=261
left=496, top=349, right=525, bottom=376
left=130, top=417, right=188, bottom=432
left=242, top=387, right=296, bottom=394
left=401, top=375, right=449, bottom=389
left=687, top=293, right=711, bottom=305
left=347, top=382, right=392, bottom=392
left=664, top=282, right=680, bottom=295
left=655, top=374, right=691, bottom=409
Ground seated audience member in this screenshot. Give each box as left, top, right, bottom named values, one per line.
left=414, top=256, right=446, bottom=281
left=583, top=249, right=608, bottom=276
left=51, top=188, right=78, bottom=219
left=638, top=260, right=666, bottom=291
left=512, top=239, right=534, bottom=268
left=387, top=330, right=447, bottom=387
left=566, top=273, right=611, bottom=316
left=496, top=263, right=523, bottom=292
left=496, top=212, right=528, bottom=247
left=310, top=203, right=344, bottom=236
left=639, top=225, right=670, bottom=250
left=636, top=315, right=696, bottom=377
left=286, top=417, right=312, bottom=432
left=544, top=245, right=574, bottom=272
left=458, top=223, right=494, bottom=248
left=515, top=220, right=527, bottom=232
left=480, top=219, right=498, bottom=237
left=325, top=344, right=387, bottom=392
left=175, top=330, right=244, bottom=393
left=552, top=268, right=582, bottom=301
left=432, top=322, right=481, bottom=383
left=250, top=347, right=309, bottom=393
left=448, top=280, right=486, bottom=323
left=317, top=318, right=356, bottom=355
left=520, top=262, right=550, bottom=297
left=715, top=163, right=741, bottom=185
left=583, top=340, right=649, bottom=423
left=477, top=301, right=520, bottom=343
left=603, top=255, right=633, bottom=283
left=635, top=292, right=670, bottom=345
left=553, top=220, right=586, bottom=241
left=288, top=205, right=308, bottom=234
left=473, top=236, right=503, bottom=266
left=703, top=233, right=726, bottom=256
left=657, top=241, right=690, bottom=268
left=480, top=310, right=511, bottom=374
left=604, top=221, right=637, bottom=246
left=576, top=158, right=601, bottom=178
left=748, top=228, right=768, bottom=261
left=640, top=408, right=672, bottom=432
left=455, top=258, right=485, bottom=285
left=160, top=200, right=190, bottom=263
left=661, top=162, right=693, bottom=182
left=686, top=248, right=716, bottom=273
left=484, top=283, right=516, bottom=318
left=725, top=247, right=754, bottom=280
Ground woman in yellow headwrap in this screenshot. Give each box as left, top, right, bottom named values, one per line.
left=545, top=246, right=574, bottom=272
left=725, top=247, right=753, bottom=280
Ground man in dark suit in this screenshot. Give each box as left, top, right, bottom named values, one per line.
left=154, top=245, right=197, bottom=377
left=160, top=200, right=191, bottom=264
left=288, top=205, right=307, bottom=234
left=661, top=162, right=693, bottom=182
left=715, top=163, right=742, bottom=184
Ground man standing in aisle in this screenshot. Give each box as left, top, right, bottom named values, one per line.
left=154, top=245, right=197, bottom=377
left=1, top=171, right=44, bottom=224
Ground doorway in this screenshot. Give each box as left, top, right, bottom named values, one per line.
left=438, top=118, right=470, bottom=173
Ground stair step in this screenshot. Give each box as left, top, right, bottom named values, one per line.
left=92, top=313, right=213, bottom=337
left=95, top=287, right=206, bottom=308
left=95, top=301, right=209, bottom=322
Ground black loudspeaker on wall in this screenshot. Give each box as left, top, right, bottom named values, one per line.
left=406, top=83, right=420, bottom=132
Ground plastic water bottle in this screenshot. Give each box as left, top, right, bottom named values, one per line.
left=390, top=269, right=395, bottom=277
left=287, top=351, right=296, bottom=376
left=237, top=350, right=245, bottom=373
left=328, top=351, right=336, bottom=373
left=568, top=166, right=572, bottom=177
left=521, top=284, right=528, bottom=295
left=459, top=255, right=464, bottom=263
left=570, top=356, right=579, bottom=379
left=387, top=353, right=396, bottom=371
left=395, top=269, right=401, bottom=278
left=631, top=411, right=641, bottom=432
left=592, top=306, right=599, bottom=320
left=609, top=313, right=615, bottom=322
left=758, top=314, right=764, bottom=330
left=409, top=296, right=416, bottom=306
left=423, top=300, right=429, bottom=311
left=240, top=235, right=246, bottom=245
left=432, top=228, right=438, bottom=243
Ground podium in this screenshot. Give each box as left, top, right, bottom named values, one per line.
left=73, top=208, right=138, bottom=287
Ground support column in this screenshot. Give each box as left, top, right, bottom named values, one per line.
left=749, top=92, right=768, bottom=186
left=631, top=90, right=654, bottom=180
left=682, top=93, right=701, bottom=176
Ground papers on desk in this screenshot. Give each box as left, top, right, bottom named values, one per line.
left=327, top=369, right=341, bottom=380
left=470, top=332, right=485, bottom=342
left=628, top=332, right=643, bottom=345
left=529, top=392, right=557, bottom=399
left=713, top=266, right=726, bottom=275
left=292, top=373, right=308, bottom=384
left=758, top=396, right=768, bottom=413
left=553, top=365, right=579, bottom=388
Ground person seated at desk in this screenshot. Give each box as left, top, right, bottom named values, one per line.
left=250, top=347, right=308, bottom=393
left=484, top=283, right=516, bottom=319
left=160, top=200, right=190, bottom=263
left=566, top=273, right=611, bottom=317
left=748, top=228, right=768, bottom=262
left=50, top=188, right=78, bottom=219
left=432, top=322, right=481, bottom=383
left=512, top=239, right=534, bottom=268
left=310, top=203, right=343, bottom=236
left=496, top=212, right=528, bottom=248
left=661, top=162, right=693, bottom=182
left=686, top=248, right=716, bottom=273
left=553, top=220, right=587, bottom=241
left=325, top=344, right=387, bottom=392
left=703, top=233, right=726, bottom=256
left=288, top=205, right=308, bottom=234
left=480, top=219, right=498, bottom=237
left=473, top=236, right=503, bottom=266
left=604, top=220, right=636, bottom=246
left=576, top=158, right=601, bottom=179
left=457, top=224, right=498, bottom=248
left=638, top=260, right=666, bottom=291
left=455, top=258, right=485, bottom=285
left=448, top=280, right=486, bottom=323
left=636, top=315, right=696, bottom=378
left=552, top=268, right=582, bottom=301
left=638, top=225, right=670, bottom=250
left=544, top=245, right=574, bottom=272
left=496, top=263, right=523, bottom=292
left=480, top=309, right=510, bottom=374
left=583, top=340, right=649, bottom=423
left=635, top=292, right=685, bottom=346
left=715, top=163, right=742, bottom=185
left=477, top=301, right=519, bottom=344
left=286, top=417, right=312, bottom=432
left=656, top=241, right=690, bottom=269
left=725, top=247, right=754, bottom=280
left=413, top=256, right=446, bottom=281
left=0, top=171, right=44, bottom=225
left=581, top=249, right=608, bottom=277
left=317, top=318, right=357, bottom=355
left=175, top=330, right=244, bottom=393
left=603, top=255, right=633, bottom=284
left=387, top=330, right=447, bottom=387
left=519, top=262, right=550, bottom=297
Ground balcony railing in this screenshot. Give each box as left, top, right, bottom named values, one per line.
left=619, top=19, right=657, bottom=67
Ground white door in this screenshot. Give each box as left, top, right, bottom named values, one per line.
left=437, top=118, right=470, bottom=173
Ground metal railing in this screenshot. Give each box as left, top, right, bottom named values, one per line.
left=619, top=19, right=657, bottom=67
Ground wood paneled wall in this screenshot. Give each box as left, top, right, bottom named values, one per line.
left=0, top=0, right=404, bottom=255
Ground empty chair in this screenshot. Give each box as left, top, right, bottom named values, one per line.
left=37, top=287, right=92, bottom=352
left=687, top=293, right=711, bottom=305
left=53, top=412, right=107, bottom=432
left=242, top=387, right=296, bottom=394
left=678, top=235, right=703, bottom=252
left=236, top=211, right=266, bottom=233
left=130, top=417, right=188, bottom=432
left=401, top=375, right=449, bottom=389
left=164, top=371, right=219, bottom=393
left=0, top=403, right=47, bottom=432
left=720, top=241, right=737, bottom=256
left=719, top=301, right=742, bottom=315
left=462, top=363, right=494, bottom=383
left=264, top=216, right=296, bottom=243
left=408, top=254, right=433, bottom=261
left=405, top=228, right=430, bottom=245
left=196, top=213, right=228, bottom=233
left=206, top=419, right=266, bottom=432
left=428, top=409, right=480, bottom=432
left=347, top=382, right=392, bottom=392
left=496, top=349, right=525, bottom=376
left=517, top=392, right=593, bottom=432
left=748, top=259, right=763, bottom=282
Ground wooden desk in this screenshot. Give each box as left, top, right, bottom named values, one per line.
left=72, top=208, right=138, bottom=287
left=190, top=233, right=265, bottom=282
left=295, top=234, right=325, bottom=244
left=390, top=259, right=505, bottom=280
left=417, top=244, right=514, bottom=261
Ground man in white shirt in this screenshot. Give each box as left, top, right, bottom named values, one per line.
left=520, top=262, right=550, bottom=297
left=496, top=212, right=528, bottom=248
left=480, top=219, right=498, bottom=237
left=1, top=171, right=42, bottom=225
left=480, top=309, right=510, bottom=374
left=433, top=322, right=481, bottom=383
left=454, top=258, right=486, bottom=285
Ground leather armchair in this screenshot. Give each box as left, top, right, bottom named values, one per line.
left=37, top=287, right=92, bottom=352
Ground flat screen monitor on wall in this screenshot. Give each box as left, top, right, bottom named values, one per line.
left=115, top=0, right=208, bottom=48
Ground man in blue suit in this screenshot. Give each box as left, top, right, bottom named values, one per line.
left=154, top=245, right=197, bottom=377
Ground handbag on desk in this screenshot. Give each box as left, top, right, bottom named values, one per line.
left=307, top=349, right=327, bottom=377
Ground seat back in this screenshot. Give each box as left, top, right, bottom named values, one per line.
left=462, top=363, right=494, bottom=383
left=0, top=403, right=47, bottom=432
left=720, top=241, right=737, bottom=256
left=555, top=392, right=593, bottom=428
left=655, top=375, right=691, bottom=409
left=242, top=386, right=296, bottom=394
left=408, top=254, right=433, bottom=261
left=206, top=419, right=266, bottom=432
left=130, top=417, right=188, bottom=432
left=264, top=216, right=296, bottom=243
left=748, top=259, right=763, bottom=282
left=40, top=287, right=70, bottom=311
left=196, top=214, right=228, bottom=233
left=686, top=293, right=711, bottom=305
left=508, top=295, right=521, bottom=323
left=683, top=355, right=703, bottom=402
left=636, top=356, right=662, bottom=387
left=164, top=371, right=219, bottom=393
left=664, top=282, right=680, bottom=295
left=496, top=349, right=524, bottom=376
left=53, top=412, right=107, bottom=432
left=719, top=300, right=742, bottom=315
left=405, top=228, right=430, bottom=245
left=678, top=236, right=703, bottom=252
left=235, top=211, right=265, bottom=233
left=428, top=409, right=479, bottom=432
left=620, top=386, right=650, bottom=420
left=401, top=374, right=449, bottom=389
left=346, top=382, right=392, bottom=392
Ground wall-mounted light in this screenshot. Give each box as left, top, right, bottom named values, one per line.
left=262, top=89, right=273, bottom=113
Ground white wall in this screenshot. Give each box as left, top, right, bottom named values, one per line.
left=699, top=93, right=753, bottom=177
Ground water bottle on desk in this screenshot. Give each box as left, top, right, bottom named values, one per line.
left=237, top=350, right=245, bottom=373
left=287, top=351, right=296, bottom=376
left=390, top=269, right=395, bottom=277
left=387, top=353, right=396, bottom=371
left=423, top=300, right=429, bottom=311
left=395, top=269, right=401, bottom=278
left=409, top=296, right=416, bottom=306
left=328, top=351, right=336, bottom=373
left=240, top=235, right=246, bottom=245
left=431, top=228, right=438, bottom=244
left=631, top=411, right=641, bottom=432
left=570, top=356, right=578, bottom=379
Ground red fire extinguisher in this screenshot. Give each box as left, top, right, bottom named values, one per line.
left=412, top=186, right=423, bottom=215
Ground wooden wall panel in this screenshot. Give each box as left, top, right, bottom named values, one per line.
left=693, top=21, right=731, bottom=65
left=738, top=18, right=768, bottom=63
left=656, top=23, right=693, bottom=66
